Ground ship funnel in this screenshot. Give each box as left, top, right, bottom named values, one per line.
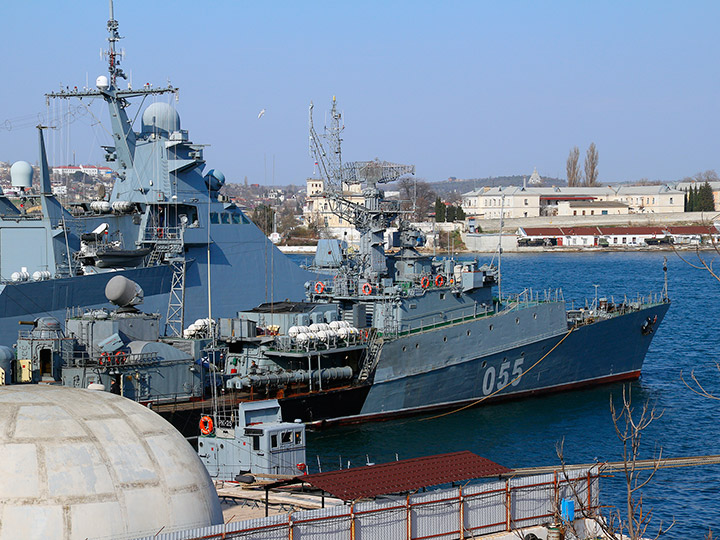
left=105, top=276, right=144, bottom=307
left=10, top=161, right=33, bottom=189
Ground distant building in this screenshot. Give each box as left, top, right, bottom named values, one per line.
left=462, top=185, right=684, bottom=219
left=517, top=225, right=717, bottom=247
left=527, top=167, right=543, bottom=186
left=52, top=165, right=114, bottom=177
left=674, top=180, right=720, bottom=210
left=303, top=177, right=364, bottom=228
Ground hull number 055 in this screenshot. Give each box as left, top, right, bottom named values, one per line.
left=482, top=358, right=524, bottom=395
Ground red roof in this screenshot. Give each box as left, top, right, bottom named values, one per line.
left=296, top=451, right=510, bottom=501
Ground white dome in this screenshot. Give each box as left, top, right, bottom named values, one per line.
left=0, top=386, right=221, bottom=540
left=141, top=102, right=181, bottom=136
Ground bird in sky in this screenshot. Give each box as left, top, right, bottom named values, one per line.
left=258, top=109, right=266, bottom=119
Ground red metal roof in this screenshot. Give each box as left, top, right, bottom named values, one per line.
left=297, top=451, right=511, bottom=501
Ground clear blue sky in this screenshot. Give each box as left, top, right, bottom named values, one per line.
left=1, top=1, right=719, bottom=185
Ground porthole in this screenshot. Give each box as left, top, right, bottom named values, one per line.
left=489, top=324, right=494, bottom=331
left=521, top=352, right=525, bottom=357
left=515, top=318, right=520, bottom=324
left=481, top=361, right=487, bottom=368
left=533, top=313, right=537, bottom=319
left=402, top=346, right=407, bottom=352
left=466, top=330, right=471, bottom=336
left=220, top=444, right=224, bottom=449
left=198, top=441, right=203, bottom=448
left=415, top=343, right=419, bottom=349
left=443, top=336, right=447, bottom=342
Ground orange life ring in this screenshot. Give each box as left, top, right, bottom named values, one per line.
left=199, top=415, right=214, bottom=435
left=99, top=352, right=109, bottom=366
left=420, top=276, right=430, bottom=289
left=435, top=275, right=445, bottom=287
left=115, top=351, right=127, bottom=365
left=362, top=283, right=372, bottom=295
left=314, top=281, right=325, bottom=294
left=157, top=227, right=164, bottom=239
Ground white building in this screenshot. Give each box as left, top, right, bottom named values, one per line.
left=303, top=177, right=364, bottom=228
left=462, top=185, right=684, bottom=219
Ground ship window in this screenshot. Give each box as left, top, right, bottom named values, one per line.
left=481, top=361, right=487, bottom=368
left=415, top=343, right=419, bottom=349
left=271, top=434, right=278, bottom=448
left=232, top=214, right=242, bottom=224
left=282, top=431, right=292, bottom=444
left=295, top=431, right=302, bottom=445
left=221, top=213, right=230, bottom=224
left=489, top=324, right=493, bottom=331
left=443, top=336, right=447, bottom=342
left=252, top=436, right=260, bottom=451
left=466, top=330, right=471, bottom=336
left=515, top=318, right=519, bottom=324
left=440, top=293, right=445, bottom=300
left=210, top=212, right=219, bottom=224
left=533, top=313, right=537, bottom=319
left=402, top=346, right=407, bottom=352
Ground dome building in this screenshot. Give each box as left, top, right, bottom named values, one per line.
left=0, top=385, right=222, bottom=540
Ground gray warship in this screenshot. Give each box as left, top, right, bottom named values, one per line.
left=210, top=98, right=671, bottom=425
left=0, top=1, right=314, bottom=347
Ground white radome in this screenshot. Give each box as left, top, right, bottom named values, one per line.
left=0, top=385, right=222, bottom=540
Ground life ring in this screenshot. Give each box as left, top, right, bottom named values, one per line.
left=314, top=281, right=325, bottom=294
left=362, top=283, right=372, bottom=295
left=115, top=351, right=127, bottom=365
left=99, top=352, right=109, bottom=366
left=199, top=415, right=214, bottom=435
left=420, top=276, right=430, bottom=289
left=156, top=227, right=164, bottom=239
left=435, top=275, right=445, bottom=287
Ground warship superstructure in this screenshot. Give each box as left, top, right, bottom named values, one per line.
left=0, top=1, right=314, bottom=347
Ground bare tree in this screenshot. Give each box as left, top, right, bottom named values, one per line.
left=566, top=146, right=581, bottom=187
left=555, top=386, right=673, bottom=540
left=399, top=177, right=436, bottom=222
left=583, top=142, right=599, bottom=187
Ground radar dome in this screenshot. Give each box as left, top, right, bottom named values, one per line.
left=10, top=161, right=33, bottom=188
left=141, top=102, right=181, bottom=136
left=204, top=169, right=226, bottom=191
left=0, top=385, right=222, bottom=540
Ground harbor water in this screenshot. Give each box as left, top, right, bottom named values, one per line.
left=299, top=252, right=720, bottom=538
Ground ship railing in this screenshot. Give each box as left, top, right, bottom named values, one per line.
left=142, top=226, right=184, bottom=243
left=500, top=288, right=564, bottom=313
left=64, top=351, right=160, bottom=368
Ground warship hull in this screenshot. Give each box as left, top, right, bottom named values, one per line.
left=283, top=301, right=669, bottom=427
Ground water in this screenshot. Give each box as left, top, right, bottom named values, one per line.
left=298, top=252, right=720, bottom=537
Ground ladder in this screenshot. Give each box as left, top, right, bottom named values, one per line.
left=164, top=257, right=186, bottom=337
left=357, top=328, right=383, bottom=383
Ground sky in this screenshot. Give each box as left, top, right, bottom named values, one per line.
left=1, top=1, right=719, bottom=185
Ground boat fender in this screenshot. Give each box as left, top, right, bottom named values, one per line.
left=296, top=463, right=307, bottom=475
left=435, top=275, right=445, bottom=287
left=420, top=276, right=430, bottom=289
left=314, top=281, right=325, bottom=294
left=362, top=283, right=372, bottom=295
left=199, top=415, right=214, bottom=435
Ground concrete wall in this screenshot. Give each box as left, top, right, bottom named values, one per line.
left=470, top=211, right=716, bottom=234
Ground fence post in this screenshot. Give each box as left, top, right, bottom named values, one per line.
left=505, top=479, right=511, bottom=531
left=288, top=512, right=293, bottom=540
left=350, top=503, right=355, bottom=540
left=587, top=471, right=592, bottom=514
left=406, top=494, right=412, bottom=540
left=459, top=486, right=464, bottom=539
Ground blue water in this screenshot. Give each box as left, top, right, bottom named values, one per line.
left=297, top=252, right=720, bottom=537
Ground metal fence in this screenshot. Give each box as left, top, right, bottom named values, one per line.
left=132, top=468, right=599, bottom=540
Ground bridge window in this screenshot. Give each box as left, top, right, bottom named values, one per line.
left=210, top=212, right=219, bottom=224
left=232, top=214, right=242, bottom=224
left=221, top=213, right=230, bottom=224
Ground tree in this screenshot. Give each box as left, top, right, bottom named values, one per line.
left=446, top=205, right=456, bottom=223
left=566, top=146, right=581, bottom=187
left=250, top=204, right=275, bottom=236
left=434, top=197, right=446, bottom=222
left=698, top=182, right=715, bottom=212
left=556, top=386, right=673, bottom=540
left=456, top=205, right=466, bottom=221
left=399, top=178, right=436, bottom=222
left=583, top=143, right=599, bottom=187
